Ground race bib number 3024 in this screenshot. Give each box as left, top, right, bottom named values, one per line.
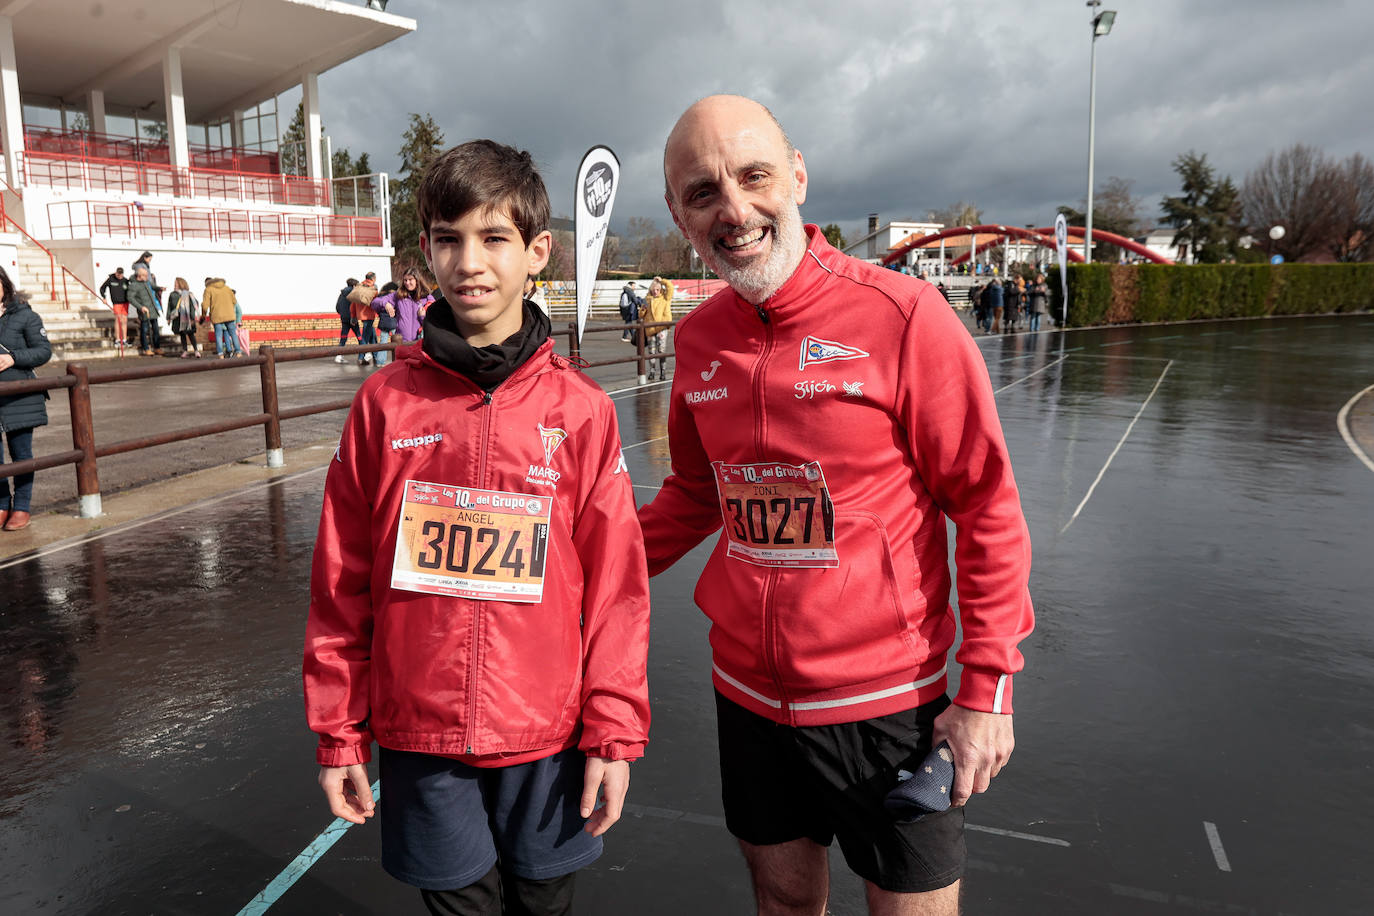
left=712, top=461, right=837, bottom=568
left=392, top=481, right=552, bottom=602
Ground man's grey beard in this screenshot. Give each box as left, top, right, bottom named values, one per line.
left=696, top=198, right=807, bottom=304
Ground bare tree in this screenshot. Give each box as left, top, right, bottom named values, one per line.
left=927, top=201, right=982, bottom=228
left=1240, top=143, right=1342, bottom=262
left=1327, top=153, right=1374, bottom=262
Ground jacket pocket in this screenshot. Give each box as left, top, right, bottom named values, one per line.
left=767, top=510, right=920, bottom=687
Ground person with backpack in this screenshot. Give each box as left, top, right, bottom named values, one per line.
left=347, top=272, right=380, bottom=365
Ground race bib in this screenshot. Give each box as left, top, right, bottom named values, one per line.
left=392, top=481, right=552, bottom=602
left=712, top=461, right=838, bottom=568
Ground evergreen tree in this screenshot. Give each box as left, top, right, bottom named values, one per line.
left=390, top=113, right=446, bottom=269
left=280, top=102, right=308, bottom=176
left=1161, top=152, right=1241, bottom=263
left=821, top=223, right=846, bottom=249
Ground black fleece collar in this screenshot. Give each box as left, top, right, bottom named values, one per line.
left=421, top=298, right=551, bottom=392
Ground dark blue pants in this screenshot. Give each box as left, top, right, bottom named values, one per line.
left=1, top=427, right=36, bottom=513
left=139, top=314, right=160, bottom=351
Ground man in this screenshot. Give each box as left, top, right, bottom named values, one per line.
left=333, top=277, right=361, bottom=363
left=99, top=266, right=131, bottom=347
left=638, top=95, right=1034, bottom=915
left=127, top=265, right=160, bottom=355
left=618, top=281, right=641, bottom=341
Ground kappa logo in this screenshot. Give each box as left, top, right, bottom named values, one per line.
left=614, top=450, right=628, bottom=475
left=842, top=380, right=865, bottom=398
left=798, top=336, right=869, bottom=371
left=538, top=424, right=568, bottom=465
left=392, top=432, right=443, bottom=450
left=701, top=360, right=722, bottom=382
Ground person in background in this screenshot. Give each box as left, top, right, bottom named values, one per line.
left=371, top=281, right=400, bottom=368
left=524, top=276, right=548, bottom=317
left=234, top=291, right=249, bottom=356
left=132, top=251, right=164, bottom=346
left=983, top=276, right=1004, bottom=334
left=168, top=277, right=201, bottom=358
left=347, top=272, right=380, bottom=365
left=373, top=267, right=433, bottom=346
left=99, top=266, right=131, bottom=351
left=1027, top=273, right=1049, bottom=332
left=334, top=277, right=362, bottom=364
left=618, top=281, right=642, bottom=342
left=202, top=277, right=241, bottom=358
left=640, top=276, right=674, bottom=381
left=0, top=266, right=52, bottom=532
left=1001, top=276, right=1021, bottom=334
left=128, top=265, right=160, bottom=356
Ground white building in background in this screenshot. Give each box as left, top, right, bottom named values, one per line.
left=0, top=0, right=415, bottom=355
left=842, top=213, right=943, bottom=266
left=1135, top=227, right=1185, bottom=263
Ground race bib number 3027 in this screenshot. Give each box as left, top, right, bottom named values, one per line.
left=392, top=481, right=552, bottom=602
left=712, top=461, right=838, bottom=568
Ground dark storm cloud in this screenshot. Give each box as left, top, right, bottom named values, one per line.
left=315, top=0, right=1374, bottom=241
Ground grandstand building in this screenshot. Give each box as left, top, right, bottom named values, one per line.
left=0, top=0, right=415, bottom=356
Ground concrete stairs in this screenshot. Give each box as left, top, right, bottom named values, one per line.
left=13, top=242, right=122, bottom=361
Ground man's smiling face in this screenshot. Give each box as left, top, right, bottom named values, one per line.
left=664, top=95, right=809, bottom=304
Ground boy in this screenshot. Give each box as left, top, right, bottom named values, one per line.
left=304, top=140, right=651, bottom=915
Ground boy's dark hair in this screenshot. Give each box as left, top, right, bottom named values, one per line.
left=417, top=140, right=550, bottom=246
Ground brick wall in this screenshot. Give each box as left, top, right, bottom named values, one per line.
left=238, top=312, right=383, bottom=350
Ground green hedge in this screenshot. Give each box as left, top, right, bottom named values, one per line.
left=1047, top=263, right=1374, bottom=327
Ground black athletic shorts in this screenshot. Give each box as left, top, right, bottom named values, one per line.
left=715, top=691, right=965, bottom=893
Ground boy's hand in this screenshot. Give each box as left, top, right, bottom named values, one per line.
left=580, top=757, right=629, bottom=837
left=318, top=764, right=375, bottom=824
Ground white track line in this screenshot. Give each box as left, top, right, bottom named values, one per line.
left=966, top=824, right=1071, bottom=847
left=994, top=356, right=1068, bottom=395
left=1203, top=821, right=1232, bottom=872
left=1336, top=383, right=1374, bottom=474
left=1061, top=360, right=1174, bottom=533
left=623, top=435, right=667, bottom=451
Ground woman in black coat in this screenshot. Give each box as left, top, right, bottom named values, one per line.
left=0, top=265, right=52, bottom=531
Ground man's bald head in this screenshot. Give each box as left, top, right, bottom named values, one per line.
left=663, top=95, right=794, bottom=201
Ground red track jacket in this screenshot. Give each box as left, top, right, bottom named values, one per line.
left=304, top=340, right=650, bottom=767
left=638, top=227, right=1033, bottom=727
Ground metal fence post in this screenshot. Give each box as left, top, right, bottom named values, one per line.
left=635, top=318, right=648, bottom=385
left=65, top=362, right=102, bottom=517
left=259, top=344, right=284, bottom=468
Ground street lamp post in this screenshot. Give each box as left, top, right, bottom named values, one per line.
left=1084, top=1, right=1116, bottom=265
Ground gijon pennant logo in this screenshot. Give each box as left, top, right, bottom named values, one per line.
left=538, top=424, right=568, bottom=465
left=583, top=163, right=613, bottom=217
left=798, top=336, right=869, bottom=371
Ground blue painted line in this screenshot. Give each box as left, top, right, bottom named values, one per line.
left=236, top=780, right=381, bottom=916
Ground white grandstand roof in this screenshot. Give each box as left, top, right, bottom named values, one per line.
left=8, top=0, right=415, bottom=123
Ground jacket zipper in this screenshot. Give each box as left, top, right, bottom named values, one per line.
left=465, top=387, right=496, bottom=754
left=750, top=301, right=788, bottom=718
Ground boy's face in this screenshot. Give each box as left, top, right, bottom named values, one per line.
left=420, top=205, right=551, bottom=346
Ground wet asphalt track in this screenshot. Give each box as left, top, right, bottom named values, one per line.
left=2, top=313, right=1372, bottom=915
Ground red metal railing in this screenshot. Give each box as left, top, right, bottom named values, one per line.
left=22, top=126, right=280, bottom=174
left=22, top=150, right=330, bottom=208
left=0, top=190, right=106, bottom=309
left=47, top=200, right=385, bottom=248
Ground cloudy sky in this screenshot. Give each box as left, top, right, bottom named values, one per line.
left=306, top=0, right=1374, bottom=243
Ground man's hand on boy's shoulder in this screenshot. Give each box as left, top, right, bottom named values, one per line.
left=580, top=756, right=630, bottom=837
left=319, top=764, right=375, bottom=825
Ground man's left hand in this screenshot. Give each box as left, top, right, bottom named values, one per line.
left=932, top=705, right=1014, bottom=807
left=580, top=756, right=629, bottom=837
